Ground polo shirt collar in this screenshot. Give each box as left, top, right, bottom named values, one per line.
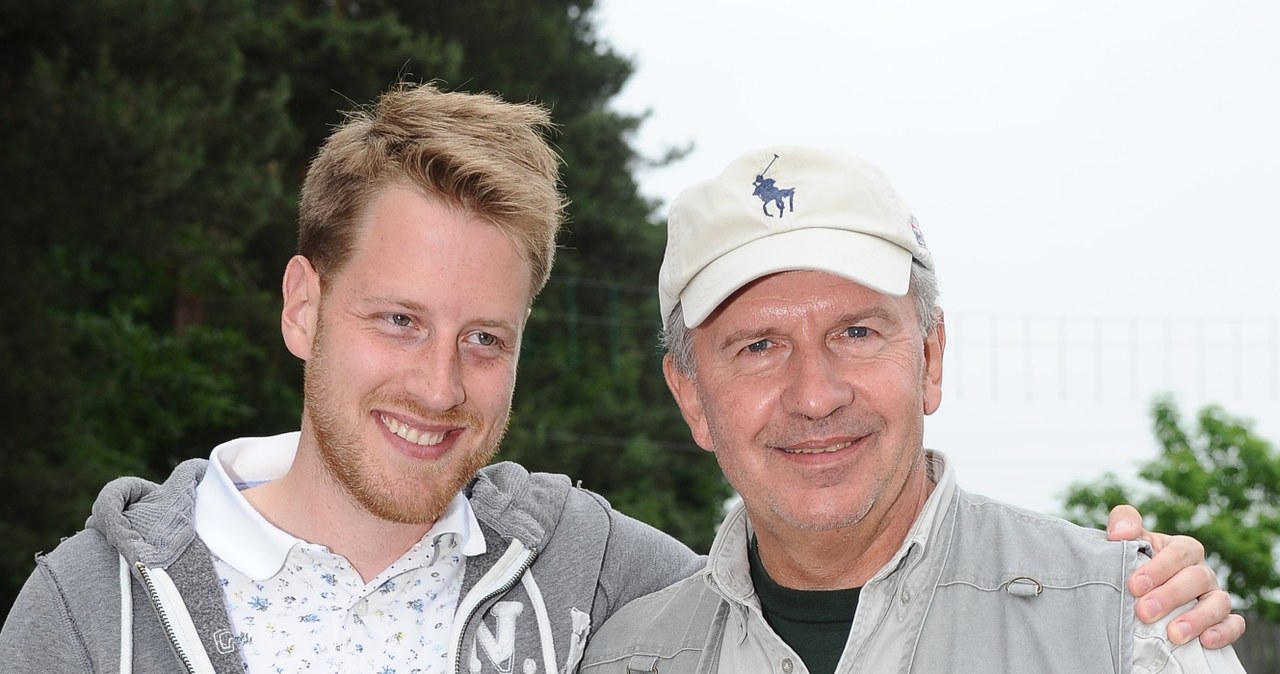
left=194, top=431, right=486, bottom=581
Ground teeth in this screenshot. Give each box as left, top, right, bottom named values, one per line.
left=783, top=441, right=852, bottom=455
left=380, top=414, right=447, bottom=446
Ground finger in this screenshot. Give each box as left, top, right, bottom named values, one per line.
left=1135, top=565, right=1218, bottom=625
left=1160, top=590, right=1234, bottom=646
left=1129, top=534, right=1207, bottom=599
left=1106, top=504, right=1143, bottom=541
left=1198, top=613, right=1247, bottom=649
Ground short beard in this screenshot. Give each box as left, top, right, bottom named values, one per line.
left=303, top=326, right=507, bottom=525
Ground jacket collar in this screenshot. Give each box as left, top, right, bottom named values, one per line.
left=705, top=451, right=957, bottom=607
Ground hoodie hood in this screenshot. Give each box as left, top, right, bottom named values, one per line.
left=467, top=461, right=574, bottom=550
left=86, top=458, right=208, bottom=570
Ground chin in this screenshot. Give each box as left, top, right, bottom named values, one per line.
left=775, top=498, right=875, bottom=532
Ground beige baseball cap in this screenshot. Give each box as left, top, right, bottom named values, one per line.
left=658, top=146, right=933, bottom=328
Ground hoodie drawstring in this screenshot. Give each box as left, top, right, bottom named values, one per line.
left=118, top=554, right=133, bottom=674
left=520, top=572, right=559, bottom=674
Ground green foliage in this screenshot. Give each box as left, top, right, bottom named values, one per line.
left=0, top=0, right=730, bottom=613
left=1062, top=397, right=1280, bottom=620
left=0, top=0, right=302, bottom=602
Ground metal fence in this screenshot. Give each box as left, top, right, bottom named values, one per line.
left=943, top=313, right=1280, bottom=404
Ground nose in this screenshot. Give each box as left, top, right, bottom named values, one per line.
left=406, top=339, right=466, bottom=411
left=781, top=346, right=854, bottom=420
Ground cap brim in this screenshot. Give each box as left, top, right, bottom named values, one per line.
left=680, top=228, right=912, bottom=328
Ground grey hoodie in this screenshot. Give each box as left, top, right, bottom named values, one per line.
left=0, top=455, right=703, bottom=673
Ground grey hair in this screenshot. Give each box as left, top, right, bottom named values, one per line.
left=662, top=261, right=942, bottom=377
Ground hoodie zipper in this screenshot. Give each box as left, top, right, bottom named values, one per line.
left=450, top=542, right=539, bottom=674
left=135, top=562, right=214, bottom=674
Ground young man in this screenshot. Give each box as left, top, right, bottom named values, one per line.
left=0, top=83, right=698, bottom=674
left=580, top=146, right=1247, bottom=673
left=0, top=92, right=1240, bottom=672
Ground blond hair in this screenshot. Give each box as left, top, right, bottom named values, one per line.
left=297, top=82, right=565, bottom=296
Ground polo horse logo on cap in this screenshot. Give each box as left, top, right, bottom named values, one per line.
left=752, top=154, right=795, bottom=218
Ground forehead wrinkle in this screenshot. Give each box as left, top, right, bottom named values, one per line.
left=701, top=278, right=910, bottom=353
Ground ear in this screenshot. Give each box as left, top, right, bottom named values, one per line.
left=663, top=354, right=715, bottom=453
left=922, top=310, right=946, bottom=415
left=281, top=255, right=322, bottom=361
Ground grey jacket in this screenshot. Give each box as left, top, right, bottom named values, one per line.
left=580, top=453, right=1245, bottom=674
left=0, top=455, right=703, bottom=673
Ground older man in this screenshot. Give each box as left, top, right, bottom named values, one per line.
left=580, top=147, right=1246, bottom=673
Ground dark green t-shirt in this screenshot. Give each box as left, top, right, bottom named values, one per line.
left=747, top=538, right=861, bottom=674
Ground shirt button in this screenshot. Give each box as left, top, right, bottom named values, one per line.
left=353, top=598, right=369, bottom=616
left=901, top=590, right=912, bottom=604
left=782, top=658, right=794, bottom=673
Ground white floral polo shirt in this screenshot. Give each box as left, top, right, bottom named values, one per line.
left=194, top=433, right=487, bottom=673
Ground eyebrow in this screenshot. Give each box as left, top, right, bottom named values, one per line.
left=468, top=318, right=521, bottom=335
left=714, top=306, right=901, bottom=352
left=357, top=296, right=520, bottom=334
left=837, top=307, right=899, bottom=326
left=355, top=295, right=430, bottom=315
left=717, top=327, right=775, bottom=352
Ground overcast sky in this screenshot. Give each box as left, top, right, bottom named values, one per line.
left=595, top=0, right=1280, bottom=513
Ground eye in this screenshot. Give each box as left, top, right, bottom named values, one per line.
left=388, top=313, right=414, bottom=328
left=745, top=338, right=772, bottom=353
left=843, top=326, right=870, bottom=339
left=468, top=331, right=498, bottom=347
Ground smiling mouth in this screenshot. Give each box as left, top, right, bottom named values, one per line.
left=779, top=440, right=853, bottom=455
left=380, top=414, right=447, bottom=446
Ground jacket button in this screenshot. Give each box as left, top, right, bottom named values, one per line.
left=782, top=658, right=794, bottom=673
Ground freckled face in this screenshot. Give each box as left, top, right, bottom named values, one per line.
left=302, top=186, right=533, bottom=524
left=666, top=271, right=944, bottom=536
